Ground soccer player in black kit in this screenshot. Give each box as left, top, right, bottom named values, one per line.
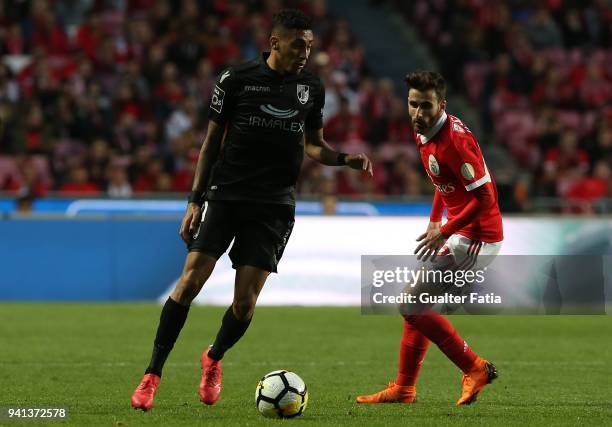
left=131, top=9, right=373, bottom=411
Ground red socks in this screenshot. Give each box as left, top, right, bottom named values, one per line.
left=396, top=320, right=429, bottom=387
left=405, top=311, right=478, bottom=373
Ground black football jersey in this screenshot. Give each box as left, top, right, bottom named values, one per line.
left=206, top=52, right=325, bottom=205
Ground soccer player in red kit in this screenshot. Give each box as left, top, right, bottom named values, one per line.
left=356, top=71, right=503, bottom=405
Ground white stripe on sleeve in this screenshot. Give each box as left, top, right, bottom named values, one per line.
left=464, top=173, right=491, bottom=191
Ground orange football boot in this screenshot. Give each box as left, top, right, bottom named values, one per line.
left=199, top=346, right=222, bottom=405
left=131, top=373, right=160, bottom=411
left=356, top=382, right=416, bottom=404
left=456, top=358, right=498, bottom=405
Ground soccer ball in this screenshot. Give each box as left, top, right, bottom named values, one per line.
left=255, top=370, right=308, bottom=418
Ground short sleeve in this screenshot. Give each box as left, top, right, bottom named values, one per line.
left=305, top=80, right=324, bottom=130
left=446, top=133, right=491, bottom=192
left=208, top=67, right=236, bottom=125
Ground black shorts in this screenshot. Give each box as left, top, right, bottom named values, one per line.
left=188, top=201, right=295, bottom=273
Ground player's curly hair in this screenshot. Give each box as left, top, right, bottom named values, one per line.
left=271, top=9, right=312, bottom=33
left=405, top=71, right=447, bottom=101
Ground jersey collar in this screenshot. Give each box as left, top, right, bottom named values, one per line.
left=260, top=51, right=288, bottom=78
left=418, top=111, right=447, bottom=144
left=260, top=52, right=276, bottom=76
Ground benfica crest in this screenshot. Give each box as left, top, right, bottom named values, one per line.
left=297, top=84, right=309, bottom=104
left=428, top=154, right=440, bottom=176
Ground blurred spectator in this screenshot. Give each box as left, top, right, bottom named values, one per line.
left=526, top=8, right=563, bottom=49
left=1, top=24, right=28, bottom=55
left=86, top=138, right=111, bottom=188
left=55, top=0, right=94, bottom=29
left=579, top=61, right=612, bottom=109
left=560, top=8, right=591, bottom=49
left=6, top=102, right=54, bottom=154
left=587, top=122, right=612, bottom=165
left=542, top=129, right=589, bottom=196
left=31, top=8, right=69, bottom=55
left=107, top=163, right=132, bottom=198
left=165, top=97, right=199, bottom=141
left=166, top=26, right=206, bottom=75
left=321, top=194, right=338, bottom=215
left=0, top=63, right=20, bottom=103
left=59, top=166, right=101, bottom=195
left=76, top=12, right=102, bottom=60
left=566, top=160, right=611, bottom=213
left=133, top=157, right=164, bottom=193
left=323, top=70, right=359, bottom=122
left=154, top=172, right=174, bottom=192
left=372, top=78, right=395, bottom=120
left=324, top=96, right=365, bottom=144
left=15, top=193, right=35, bottom=214
left=189, top=59, right=216, bottom=109
left=170, top=148, right=199, bottom=193
left=369, top=96, right=411, bottom=146
left=386, top=155, right=411, bottom=195
left=2, top=154, right=49, bottom=197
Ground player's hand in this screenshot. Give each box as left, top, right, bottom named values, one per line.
left=346, top=153, right=373, bottom=176
left=414, top=222, right=446, bottom=262
left=179, top=203, right=203, bottom=243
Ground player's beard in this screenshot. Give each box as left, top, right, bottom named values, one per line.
left=413, top=120, right=426, bottom=133
left=417, top=109, right=443, bottom=134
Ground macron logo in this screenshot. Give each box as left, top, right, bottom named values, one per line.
left=220, top=70, right=230, bottom=83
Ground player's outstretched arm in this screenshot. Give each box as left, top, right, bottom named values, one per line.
left=179, top=120, right=225, bottom=243
left=304, top=128, right=373, bottom=175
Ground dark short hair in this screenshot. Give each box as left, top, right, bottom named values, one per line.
left=404, top=71, right=446, bottom=101
left=271, top=9, right=312, bottom=34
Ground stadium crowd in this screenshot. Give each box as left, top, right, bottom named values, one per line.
left=390, top=0, right=612, bottom=212
left=0, top=0, right=610, bottom=213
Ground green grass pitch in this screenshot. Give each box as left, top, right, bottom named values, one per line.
left=1, top=304, right=611, bottom=426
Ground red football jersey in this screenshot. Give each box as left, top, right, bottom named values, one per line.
left=415, top=112, right=503, bottom=242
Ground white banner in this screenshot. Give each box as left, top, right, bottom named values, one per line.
left=159, top=216, right=612, bottom=306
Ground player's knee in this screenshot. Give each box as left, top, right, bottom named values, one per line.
left=403, top=304, right=434, bottom=323
left=399, top=299, right=424, bottom=317
left=232, top=297, right=256, bottom=321
left=399, top=302, right=414, bottom=317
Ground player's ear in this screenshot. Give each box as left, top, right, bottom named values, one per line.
left=270, top=34, right=280, bottom=51
left=440, top=99, right=447, bottom=111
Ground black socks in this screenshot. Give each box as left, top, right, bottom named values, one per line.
left=144, top=301, right=251, bottom=375
left=145, top=297, right=190, bottom=377
left=208, top=306, right=252, bottom=361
